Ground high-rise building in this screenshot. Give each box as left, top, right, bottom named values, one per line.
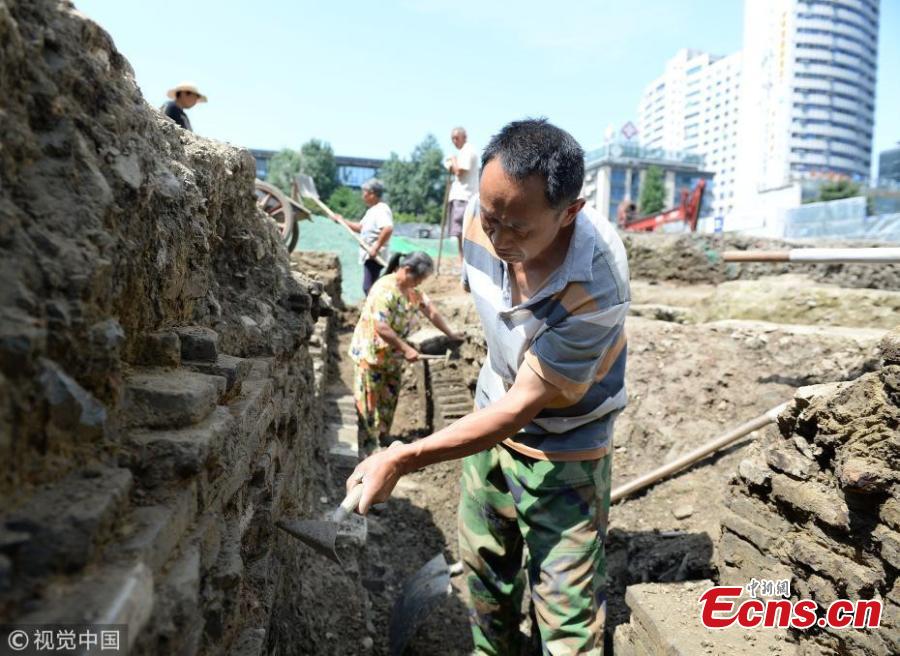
left=638, top=49, right=742, bottom=219
left=638, top=49, right=741, bottom=216
left=738, top=0, right=878, bottom=200
left=638, top=0, right=879, bottom=223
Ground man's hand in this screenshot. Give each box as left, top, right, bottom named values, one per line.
left=366, top=246, right=378, bottom=259
left=333, top=213, right=344, bottom=223
left=446, top=330, right=464, bottom=343
left=346, top=441, right=407, bottom=514
left=402, top=345, right=420, bottom=362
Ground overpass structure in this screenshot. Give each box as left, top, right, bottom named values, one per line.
left=250, top=149, right=385, bottom=189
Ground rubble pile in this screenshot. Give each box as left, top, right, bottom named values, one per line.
left=0, top=1, right=342, bottom=653
left=291, top=251, right=344, bottom=312
left=719, top=327, right=900, bottom=655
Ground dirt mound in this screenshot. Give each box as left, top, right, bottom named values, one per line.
left=631, top=275, right=900, bottom=329
left=624, top=232, right=900, bottom=290
left=0, top=0, right=319, bottom=494
left=0, top=2, right=335, bottom=654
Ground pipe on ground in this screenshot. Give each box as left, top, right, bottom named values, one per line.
left=722, top=248, right=900, bottom=264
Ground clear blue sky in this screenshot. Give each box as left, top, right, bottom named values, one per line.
left=77, top=0, right=898, bottom=174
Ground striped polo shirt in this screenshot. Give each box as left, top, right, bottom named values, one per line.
left=462, top=197, right=630, bottom=461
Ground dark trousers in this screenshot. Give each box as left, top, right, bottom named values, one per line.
left=363, top=258, right=383, bottom=296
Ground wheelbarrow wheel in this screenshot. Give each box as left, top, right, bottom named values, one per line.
left=287, top=220, right=299, bottom=252
left=254, top=179, right=297, bottom=250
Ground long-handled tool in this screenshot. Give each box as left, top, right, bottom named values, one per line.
left=276, top=484, right=364, bottom=565
left=295, top=173, right=386, bottom=266
left=722, top=247, right=900, bottom=264
left=435, top=173, right=452, bottom=275
left=611, top=402, right=788, bottom=503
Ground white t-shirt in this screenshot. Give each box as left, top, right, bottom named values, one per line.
left=359, top=201, right=393, bottom=263
left=449, top=142, right=479, bottom=202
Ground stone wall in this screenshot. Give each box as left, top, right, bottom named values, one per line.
left=0, top=1, right=340, bottom=653
left=718, top=328, right=900, bottom=655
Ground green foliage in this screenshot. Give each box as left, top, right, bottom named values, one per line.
left=380, top=134, right=447, bottom=224
left=639, top=165, right=666, bottom=215
left=327, top=186, right=366, bottom=219
left=264, top=139, right=338, bottom=202
left=817, top=179, right=861, bottom=203
left=300, top=139, right=339, bottom=200
left=266, top=148, right=303, bottom=196
left=392, top=212, right=424, bottom=224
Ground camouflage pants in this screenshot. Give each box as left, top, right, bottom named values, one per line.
left=458, top=443, right=612, bottom=655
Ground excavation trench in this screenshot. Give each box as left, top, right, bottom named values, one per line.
left=297, top=270, right=892, bottom=655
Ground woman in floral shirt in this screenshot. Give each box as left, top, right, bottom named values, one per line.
left=350, top=252, right=461, bottom=455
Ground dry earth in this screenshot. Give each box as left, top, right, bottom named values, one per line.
left=323, top=269, right=893, bottom=654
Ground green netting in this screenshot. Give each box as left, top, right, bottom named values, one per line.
left=293, top=215, right=458, bottom=305
left=390, top=235, right=459, bottom=259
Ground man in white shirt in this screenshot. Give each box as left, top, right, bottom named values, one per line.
left=335, top=178, right=394, bottom=295
left=445, top=127, right=479, bottom=263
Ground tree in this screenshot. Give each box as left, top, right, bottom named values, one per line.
left=639, top=165, right=666, bottom=215
left=264, top=139, right=338, bottom=202
left=817, top=179, right=861, bottom=203
left=380, top=134, right=447, bottom=223
left=327, top=186, right=366, bottom=219
left=299, top=139, right=338, bottom=200
left=266, top=148, right=303, bottom=196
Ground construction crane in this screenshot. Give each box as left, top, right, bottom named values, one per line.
left=617, top=179, right=706, bottom=233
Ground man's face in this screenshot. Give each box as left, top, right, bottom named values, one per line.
left=178, top=91, right=200, bottom=109
left=451, top=132, right=466, bottom=149
left=478, top=159, right=581, bottom=264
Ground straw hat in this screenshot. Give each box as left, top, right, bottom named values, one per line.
left=166, top=82, right=208, bottom=102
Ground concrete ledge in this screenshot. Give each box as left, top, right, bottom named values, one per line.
left=19, top=561, right=154, bottom=649
left=616, top=581, right=795, bottom=656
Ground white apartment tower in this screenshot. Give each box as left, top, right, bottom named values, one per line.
left=639, top=0, right=879, bottom=219
left=638, top=49, right=742, bottom=218
left=737, top=0, right=878, bottom=200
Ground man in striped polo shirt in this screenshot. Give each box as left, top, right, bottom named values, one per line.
left=349, top=119, right=630, bottom=654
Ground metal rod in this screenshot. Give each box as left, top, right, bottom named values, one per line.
left=611, top=403, right=788, bottom=503
left=436, top=175, right=451, bottom=275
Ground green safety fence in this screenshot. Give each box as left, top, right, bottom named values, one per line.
left=293, top=215, right=458, bottom=305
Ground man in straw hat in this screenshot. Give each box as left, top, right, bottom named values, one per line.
left=162, top=82, right=207, bottom=132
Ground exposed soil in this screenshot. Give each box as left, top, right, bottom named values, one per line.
left=321, top=269, right=891, bottom=654
left=631, top=275, right=899, bottom=329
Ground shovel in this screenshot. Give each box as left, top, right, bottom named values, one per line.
left=276, top=483, right=365, bottom=565
left=389, top=553, right=452, bottom=656
left=295, top=173, right=386, bottom=266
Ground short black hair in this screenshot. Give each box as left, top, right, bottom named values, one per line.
left=482, top=118, right=585, bottom=209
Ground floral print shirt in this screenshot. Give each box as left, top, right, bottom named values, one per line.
left=349, top=273, right=429, bottom=366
